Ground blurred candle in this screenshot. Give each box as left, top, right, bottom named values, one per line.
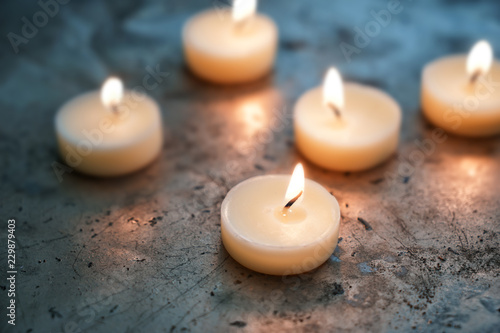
left=182, top=0, right=278, bottom=84
left=221, top=164, right=341, bottom=275
left=422, top=40, right=500, bottom=136
left=294, top=68, right=402, bottom=171
left=55, top=77, right=163, bottom=177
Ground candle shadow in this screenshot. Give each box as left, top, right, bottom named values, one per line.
left=212, top=246, right=347, bottom=313
left=53, top=152, right=169, bottom=201
left=204, top=239, right=401, bottom=328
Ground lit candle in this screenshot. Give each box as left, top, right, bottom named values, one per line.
left=294, top=68, right=402, bottom=172
left=421, top=40, right=500, bottom=137
left=182, top=0, right=278, bottom=84
left=55, top=77, right=163, bottom=177
left=221, top=164, right=341, bottom=275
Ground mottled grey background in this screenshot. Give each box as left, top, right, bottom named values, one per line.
left=1, top=0, right=499, bottom=332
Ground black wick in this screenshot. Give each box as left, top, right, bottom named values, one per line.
left=470, top=70, right=481, bottom=84
left=326, top=102, right=341, bottom=118
left=111, top=104, right=120, bottom=115
left=282, top=190, right=303, bottom=215
left=234, top=19, right=249, bottom=32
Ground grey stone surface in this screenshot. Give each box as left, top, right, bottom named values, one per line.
left=1, top=0, right=499, bottom=332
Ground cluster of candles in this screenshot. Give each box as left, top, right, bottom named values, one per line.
left=55, top=1, right=500, bottom=275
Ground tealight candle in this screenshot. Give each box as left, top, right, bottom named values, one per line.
left=55, top=77, right=163, bottom=177
left=182, top=0, right=278, bottom=84
left=294, top=68, right=402, bottom=172
left=422, top=40, right=500, bottom=137
left=221, top=164, right=341, bottom=275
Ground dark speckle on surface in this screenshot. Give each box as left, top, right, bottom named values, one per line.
left=281, top=39, right=308, bottom=51
left=358, top=262, right=377, bottom=274
left=254, top=164, right=265, bottom=171
left=48, top=307, right=62, bottom=319
left=330, top=283, right=344, bottom=296
left=370, top=178, right=384, bottom=185
left=336, top=27, right=352, bottom=42
left=229, top=321, right=247, bottom=328
left=357, top=217, right=373, bottom=231
left=395, top=266, right=408, bottom=277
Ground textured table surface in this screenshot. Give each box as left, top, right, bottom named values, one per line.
left=1, top=0, right=500, bottom=332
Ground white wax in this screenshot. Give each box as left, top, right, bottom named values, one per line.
left=182, top=9, right=278, bottom=84
left=55, top=91, right=163, bottom=177
left=294, top=83, right=402, bottom=171
left=421, top=55, right=500, bottom=137
left=221, top=175, right=340, bottom=275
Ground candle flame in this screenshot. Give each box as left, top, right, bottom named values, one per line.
left=466, top=40, right=493, bottom=81
left=323, top=67, right=344, bottom=116
left=284, top=163, right=305, bottom=207
left=101, top=77, right=123, bottom=110
left=232, top=0, right=257, bottom=24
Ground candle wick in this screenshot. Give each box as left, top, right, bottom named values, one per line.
left=110, top=103, right=120, bottom=115
left=469, top=70, right=481, bottom=84
left=233, top=17, right=250, bottom=33
left=282, top=190, right=303, bottom=215
left=234, top=20, right=245, bottom=32
left=327, top=102, right=342, bottom=119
